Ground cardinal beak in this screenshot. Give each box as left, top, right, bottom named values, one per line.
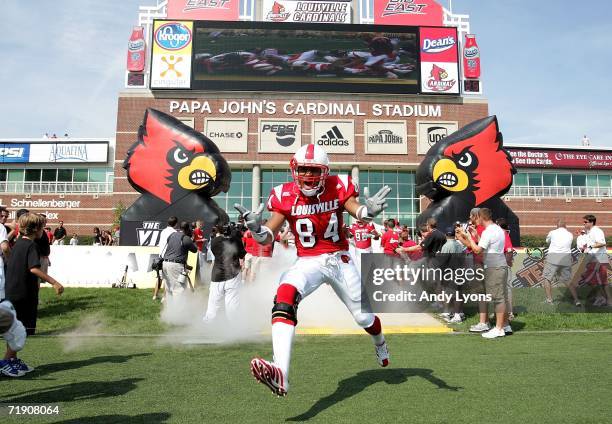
left=432, top=158, right=469, bottom=192
left=177, top=155, right=217, bottom=190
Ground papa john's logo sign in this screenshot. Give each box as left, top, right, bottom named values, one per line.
left=154, top=22, right=192, bottom=50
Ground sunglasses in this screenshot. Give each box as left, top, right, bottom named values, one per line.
left=583, top=221, right=590, bottom=224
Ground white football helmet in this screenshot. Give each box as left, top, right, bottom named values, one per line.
left=290, top=144, right=329, bottom=196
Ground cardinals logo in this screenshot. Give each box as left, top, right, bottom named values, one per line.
left=267, top=1, right=290, bottom=21
left=426, top=64, right=456, bottom=92
left=416, top=116, right=520, bottom=245
left=124, top=109, right=230, bottom=204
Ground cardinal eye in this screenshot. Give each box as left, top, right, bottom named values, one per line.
left=457, top=152, right=473, bottom=167
left=173, top=148, right=190, bottom=164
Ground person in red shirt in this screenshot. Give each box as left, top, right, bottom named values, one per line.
left=234, top=143, right=391, bottom=396
left=241, top=230, right=258, bottom=283
left=192, top=220, right=207, bottom=284
left=396, top=227, right=423, bottom=261
left=348, top=219, right=379, bottom=271
left=380, top=219, right=400, bottom=257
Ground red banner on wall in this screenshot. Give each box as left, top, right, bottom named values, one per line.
left=374, top=0, right=443, bottom=26
left=166, top=0, right=240, bottom=21
left=507, top=148, right=612, bottom=170
left=419, top=27, right=459, bottom=94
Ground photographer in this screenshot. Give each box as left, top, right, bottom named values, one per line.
left=162, top=221, right=197, bottom=298
left=203, top=223, right=247, bottom=323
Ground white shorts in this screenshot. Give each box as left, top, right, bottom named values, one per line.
left=279, top=251, right=374, bottom=328
left=0, top=301, right=26, bottom=352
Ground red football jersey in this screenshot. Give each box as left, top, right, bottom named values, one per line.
left=350, top=222, right=376, bottom=249
left=242, top=231, right=257, bottom=255
left=381, top=229, right=400, bottom=256
left=267, top=175, right=357, bottom=257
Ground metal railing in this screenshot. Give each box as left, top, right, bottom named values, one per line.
left=506, top=186, right=611, bottom=198
left=0, top=182, right=113, bottom=194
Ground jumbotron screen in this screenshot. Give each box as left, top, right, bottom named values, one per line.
left=191, top=21, right=419, bottom=94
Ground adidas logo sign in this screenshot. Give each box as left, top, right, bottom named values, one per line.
left=317, top=126, right=349, bottom=146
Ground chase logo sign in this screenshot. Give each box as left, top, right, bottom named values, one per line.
left=154, top=23, right=192, bottom=50
left=0, top=144, right=29, bottom=163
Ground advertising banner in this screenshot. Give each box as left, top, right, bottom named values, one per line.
left=259, top=119, right=302, bottom=153
left=191, top=21, right=419, bottom=94
left=374, top=0, right=443, bottom=26
left=263, top=0, right=351, bottom=23
left=507, top=148, right=612, bottom=170
left=28, top=143, right=109, bottom=163
left=311, top=120, right=354, bottom=154
left=419, top=27, right=459, bottom=94
left=151, top=20, right=194, bottom=89
left=204, top=118, right=249, bottom=152
left=416, top=121, right=458, bottom=154
left=166, top=0, right=239, bottom=21
left=0, top=143, right=30, bottom=163
left=0, top=143, right=108, bottom=163
left=364, top=121, right=407, bottom=154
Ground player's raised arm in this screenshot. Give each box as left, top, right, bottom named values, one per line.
left=234, top=203, right=285, bottom=245
left=345, top=185, right=391, bottom=222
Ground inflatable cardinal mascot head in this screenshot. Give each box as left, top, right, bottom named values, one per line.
left=416, top=116, right=520, bottom=245
left=120, top=109, right=231, bottom=246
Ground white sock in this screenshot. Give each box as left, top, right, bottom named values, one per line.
left=272, top=322, right=295, bottom=377
left=371, top=332, right=385, bottom=346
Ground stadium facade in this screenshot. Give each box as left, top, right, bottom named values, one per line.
left=1, top=0, right=610, bottom=239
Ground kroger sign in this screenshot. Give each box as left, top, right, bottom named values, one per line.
left=155, top=23, right=192, bottom=50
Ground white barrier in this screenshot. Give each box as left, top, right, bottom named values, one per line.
left=47, top=245, right=161, bottom=288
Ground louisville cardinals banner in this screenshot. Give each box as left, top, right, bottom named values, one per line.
left=263, top=0, right=352, bottom=23
left=166, top=0, right=239, bottom=21
left=150, top=20, right=194, bottom=89
left=419, top=27, right=459, bottom=94
left=374, top=0, right=444, bottom=26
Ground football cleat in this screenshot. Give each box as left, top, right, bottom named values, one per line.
left=250, top=357, right=288, bottom=397
left=375, top=341, right=390, bottom=367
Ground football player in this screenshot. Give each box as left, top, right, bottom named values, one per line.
left=235, top=144, right=391, bottom=397
left=348, top=219, right=380, bottom=272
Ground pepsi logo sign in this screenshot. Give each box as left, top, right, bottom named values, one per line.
left=422, top=36, right=456, bottom=53
left=155, top=23, right=192, bottom=50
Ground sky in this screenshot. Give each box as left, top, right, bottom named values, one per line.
left=1, top=0, right=611, bottom=148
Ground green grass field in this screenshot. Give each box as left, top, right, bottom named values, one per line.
left=1, top=288, right=611, bottom=423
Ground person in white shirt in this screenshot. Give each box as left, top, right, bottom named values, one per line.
left=543, top=220, right=574, bottom=304
left=0, top=208, right=10, bottom=299
left=581, top=135, right=590, bottom=146
left=153, top=216, right=178, bottom=301
left=69, top=234, right=79, bottom=246
left=457, top=207, right=511, bottom=339
left=582, top=215, right=610, bottom=306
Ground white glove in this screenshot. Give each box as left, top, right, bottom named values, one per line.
left=358, top=186, right=391, bottom=221
left=234, top=203, right=270, bottom=243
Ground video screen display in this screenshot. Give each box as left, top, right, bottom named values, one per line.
left=191, top=21, right=419, bottom=94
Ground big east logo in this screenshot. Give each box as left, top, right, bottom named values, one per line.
left=155, top=23, right=192, bottom=50
left=382, top=0, right=428, bottom=16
